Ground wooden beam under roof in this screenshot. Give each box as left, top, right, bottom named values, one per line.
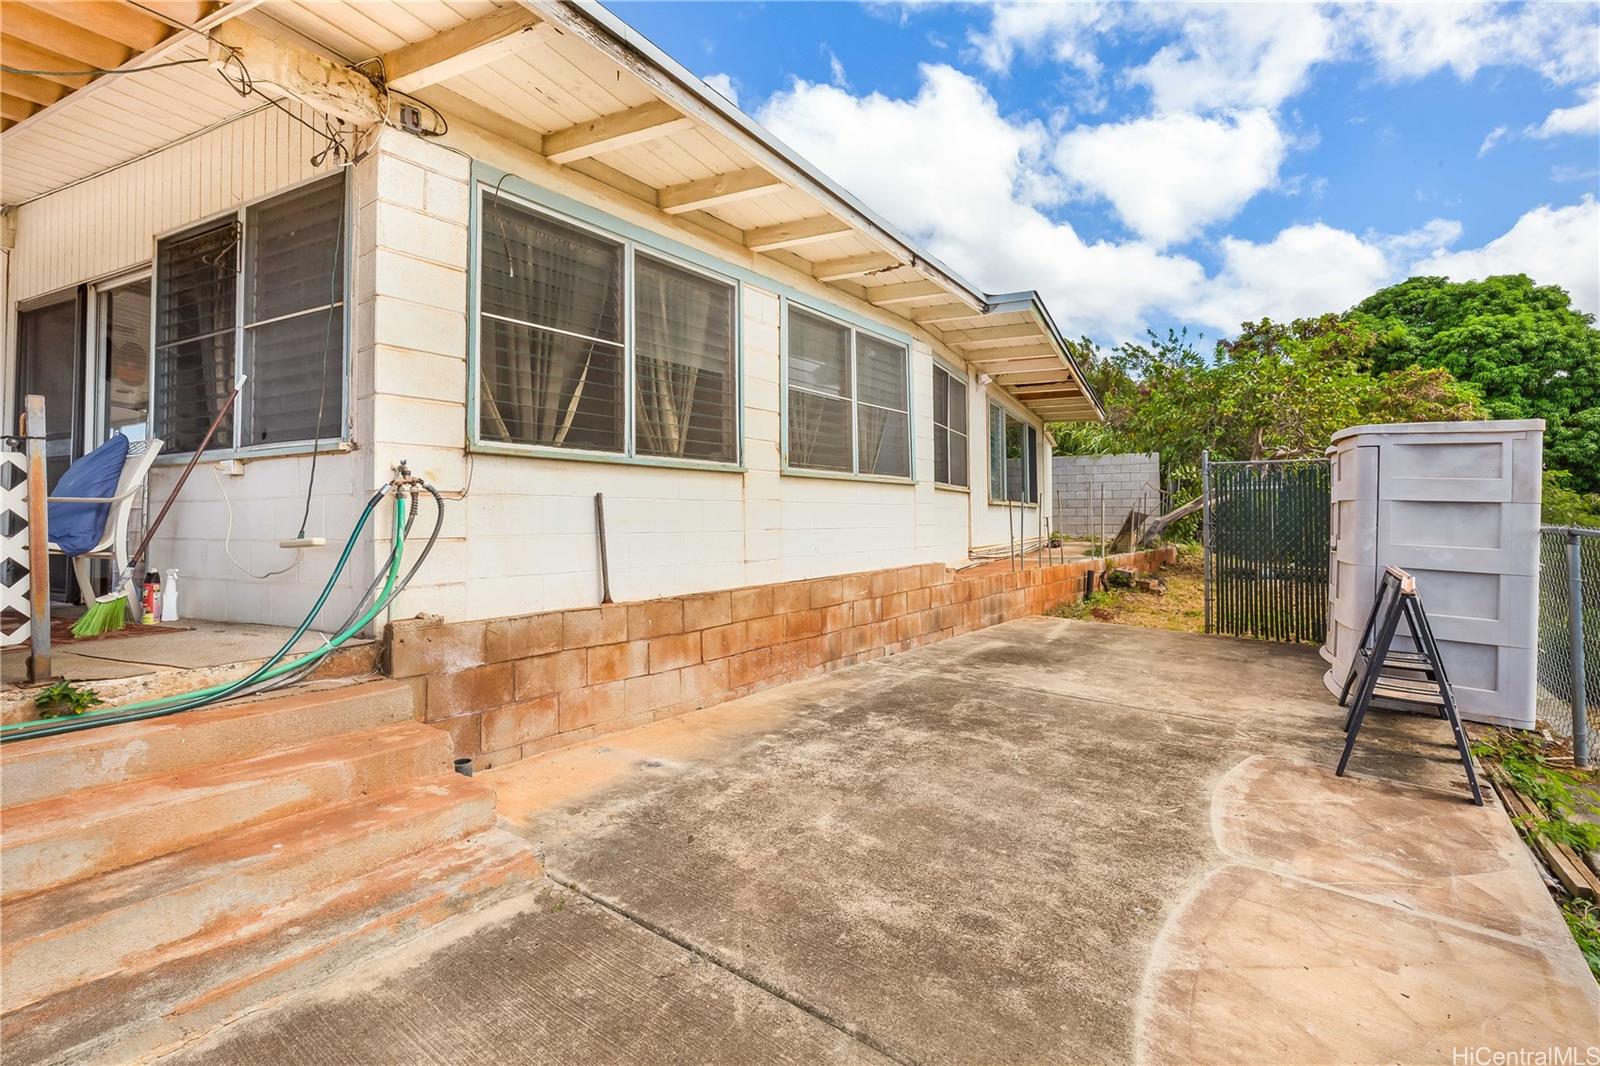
left=1010, top=381, right=1084, bottom=394
left=0, top=70, right=69, bottom=107
left=945, top=323, right=1046, bottom=350
left=964, top=345, right=1060, bottom=364
left=35, top=2, right=170, bottom=52
left=993, top=369, right=1077, bottom=385
left=1, top=96, right=39, bottom=123
left=744, top=215, right=850, bottom=252
left=0, top=39, right=96, bottom=89
left=865, top=280, right=945, bottom=306
left=812, top=252, right=902, bottom=282
left=382, top=8, right=555, bottom=93
left=1009, top=387, right=1083, bottom=400
left=3, top=4, right=133, bottom=70
left=543, top=101, right=693, bottom=164
left=658, top=167, right=784, bottom=214
left=119, top=0, right=211, bottom=26
left=913, top=303, right=985, bottom=326
left=971, top=357, right=1064, bottom=375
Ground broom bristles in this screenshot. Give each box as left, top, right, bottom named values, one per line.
left=71, top=596, right=131, bottom=638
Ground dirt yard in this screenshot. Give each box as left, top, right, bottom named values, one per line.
left=1050, top=544, right=1205, bottom=633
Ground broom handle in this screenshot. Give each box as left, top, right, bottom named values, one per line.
left=125, top=378, right=246, bottom=580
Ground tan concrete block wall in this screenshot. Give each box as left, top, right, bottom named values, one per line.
left=385, top=547, right=1177, bottom=770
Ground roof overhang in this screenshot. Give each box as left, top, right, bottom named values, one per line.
left=0, top=0, right=1103, bottom=423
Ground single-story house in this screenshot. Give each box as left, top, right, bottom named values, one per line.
left=2, top=0, right=1123, bottom=764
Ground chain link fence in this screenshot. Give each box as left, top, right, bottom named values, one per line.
left=1537, top=527, right=1598, bottom=762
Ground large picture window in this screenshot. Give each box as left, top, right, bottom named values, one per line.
left=477, top=189, right=738, bottom=464
left=154, top=173, right=346, bottom=453
left=785, top=305, right=910, bottom=478
left=989, top=404, right=1038, bottom=503
left=933, top=362, right=968, bottom=487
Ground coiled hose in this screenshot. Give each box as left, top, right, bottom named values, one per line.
left=1, top=479, right=444, bottom=744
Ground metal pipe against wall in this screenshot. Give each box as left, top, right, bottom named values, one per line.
left=593, top=492, right=613, bottom=604
left=1564, top=527, right=1591, bottom=767
left=23, top=395, right=50, bottom=682
left=1201, top=450, right=1212, bottom=634
left=1099, top=483, right=1107, bottom=559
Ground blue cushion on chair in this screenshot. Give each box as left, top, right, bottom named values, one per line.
left=47, top=434, right=130, bottom=556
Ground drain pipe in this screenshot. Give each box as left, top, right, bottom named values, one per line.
left=594, top=492, right=613, bottom=604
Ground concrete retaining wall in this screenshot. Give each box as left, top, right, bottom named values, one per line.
left=387, top=545, right=1177, bottom=770
left=1051, top=453, right=1160, bottom=539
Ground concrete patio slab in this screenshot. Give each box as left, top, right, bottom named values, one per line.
left=159, top=619, right=1599, bottom=1065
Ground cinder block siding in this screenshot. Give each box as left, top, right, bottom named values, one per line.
left=1051, top=453, right=1160, bottom=539
left=390, top=545, right=1176, bottom=770
left=1, top=104, right=372, bottom=627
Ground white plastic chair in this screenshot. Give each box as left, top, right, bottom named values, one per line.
left=47, top=437, right=164, bottom=609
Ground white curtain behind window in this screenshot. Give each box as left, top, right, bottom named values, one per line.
left=480, top=196, right=624, bottom=452
left=634, top=254, right=735, bottom=462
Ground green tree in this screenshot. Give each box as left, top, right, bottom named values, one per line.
left=1353, top=275, right=1600, bottom=491
left=1051, top=315, right=1485, bottom=472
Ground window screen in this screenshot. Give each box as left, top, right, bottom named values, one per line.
left=989, top=404, right=1037, bottom=503
left=785, top=305, right=909, bottom=477
left=154, top=173, right=348, bottom=454
left=933, top=364, right=967, bottom=487
left=479, top=194, right=625, bottom=452
left=856, top=334, right=909, bottom=477
left=243, top=175, right=345, bottom=446
left=786, top=308, right=852, bottom=472
left=634, top=253, right=736, bottom=462
left=155, top=221, right=237, bottom=453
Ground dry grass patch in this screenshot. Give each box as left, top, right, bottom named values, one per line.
left=1051, top=546, right=1204, bottom=634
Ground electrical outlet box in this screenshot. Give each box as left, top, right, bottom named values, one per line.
left=279, top=536, right=327, bottom=548
left=215, top=459, right=244, bottom=476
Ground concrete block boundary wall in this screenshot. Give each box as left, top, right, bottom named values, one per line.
left=385, top=547, right=1177, bottom=769
left=1052, top=453, right=1160, bottom=539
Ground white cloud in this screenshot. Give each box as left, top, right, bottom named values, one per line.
left=1130, top=4, right=1339, bottom=113
left=825, top=47, right=850, bottom=89
left=1377, top=218, right=1464, bottom=260
left=702, top=72, right=739, bottom=107
left=969, top=1, right=1600, bottom=109
left=968, top=2, right=1111, bottom=76
left=1528, top=83, right=1600, bottom=140
left=1477, top=126, right=1508, bottom=157
left=1179, top=224, right=1396, bottom=333
left=1412, top=197, right=1600, bottom=315
left=1054, top=109, right=1288, bottom=246
left=1350, top=3, right=1600, bottom=87
left=755, top=64, right=1599, bottom=344
left=759, top=65, right=1203, bottom=338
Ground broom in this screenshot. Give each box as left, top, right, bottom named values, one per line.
left=72, top=379, right=245, bottom=638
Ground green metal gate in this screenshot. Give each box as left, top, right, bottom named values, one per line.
left=1203, top=455, right=1331, bottom=644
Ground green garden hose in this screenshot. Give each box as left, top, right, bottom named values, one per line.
left=2, top=479, right=439, bottom=743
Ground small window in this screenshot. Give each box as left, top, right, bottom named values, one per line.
left=932, top=363, right=967, bottom=487
left=479, top=197, right=625, bottom=452
left=989, top=404, right=1038, bottom=503
left=476, top=189, right=739, bottom=463
left=634, top=253, right=737, bottom=463
left=154, top=172, right=347, bottom=453
left=785, top=305, right=910, bottom=478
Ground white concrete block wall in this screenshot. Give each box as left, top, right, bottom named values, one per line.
left=1051, top=453, right=1160, bottom=538
left=2, top=107, right=373, bottom=628
left=6, top=109, right=1074, bottom=629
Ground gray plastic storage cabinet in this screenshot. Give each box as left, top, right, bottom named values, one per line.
left=1322, top=419, right=1544, bottom=728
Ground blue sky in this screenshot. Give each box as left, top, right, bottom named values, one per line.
left=610, top=1, right=1599, bottom=343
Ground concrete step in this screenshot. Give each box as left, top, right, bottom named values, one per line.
left=2, top=829, right=541, bottom=1066
left=0, top=679, right=419, bottom=808
left=0, top=722, right=453, bottom=901
left=1, top=773, right=495, bottom=1013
